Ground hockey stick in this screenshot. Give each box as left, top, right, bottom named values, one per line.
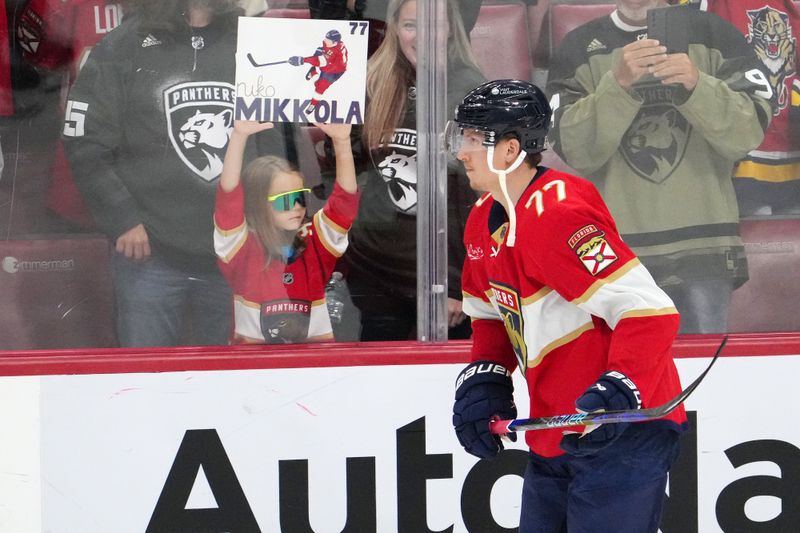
left=246, top=53, right=288, bottom=68
left=490, top=336, right=728, bottom=434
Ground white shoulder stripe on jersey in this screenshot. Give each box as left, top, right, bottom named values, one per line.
left=314, top=209, right=349, bottom=257
left=520, top=290, right=594, bottom=368
left=463, top=292, right=499, bottom=320
left=574, top=261, right=677, bottom=329
left=214, top=221, right=248, bottom=263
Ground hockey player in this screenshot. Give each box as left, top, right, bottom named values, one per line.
left=288, top=29, right=348, bottom=114
left=448, top=79, right=688, bottom=533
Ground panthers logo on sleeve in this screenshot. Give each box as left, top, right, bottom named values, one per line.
left=746, top=5, right=797, bottom=113
left=164, top=81, right=236, bottom=182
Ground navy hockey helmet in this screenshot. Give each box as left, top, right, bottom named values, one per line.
left=325, top=29, right=342, bottom=43
left=452, top=79, right=551, bottom=155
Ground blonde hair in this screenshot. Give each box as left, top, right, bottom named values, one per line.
left=363, top=0, right=482, bottom=150
left=241, top=156, right=306, bottom=265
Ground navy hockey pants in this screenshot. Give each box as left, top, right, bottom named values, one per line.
left=519, top=424, right=681, bottom=533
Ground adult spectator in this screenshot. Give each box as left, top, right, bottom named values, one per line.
left=328, top=0, right=484, bottom=340
left=63, top=0, right=289, bottom=346
left=547, top=0, right=773, bottom=333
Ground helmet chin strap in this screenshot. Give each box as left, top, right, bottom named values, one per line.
left=487, top=145, right=527, bottom=247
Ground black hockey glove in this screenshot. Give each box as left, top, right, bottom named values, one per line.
left=560, top=370, right=642, bottom=456
left=453, top=361, right=517, bottom=460
left=305, top=66, right=318, bottom=80
left=288, top=56, right=305, bottom=66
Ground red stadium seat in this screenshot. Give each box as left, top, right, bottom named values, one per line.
left=470, top=1, right=532, bottom=81
left=550, top=3, right=615, bottom=52
left=528, top=0, right=550, bottom=70
left=0, top=237, right=116, bottom=349
left=727, top=218, right=800, bottom=332
left=263, top=7, right=310, bottom=19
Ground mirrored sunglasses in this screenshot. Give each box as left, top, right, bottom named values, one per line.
left=267, top=188, right=311, bottom=212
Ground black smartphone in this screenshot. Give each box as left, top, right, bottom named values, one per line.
left=647, top=6, right=691, bottom=54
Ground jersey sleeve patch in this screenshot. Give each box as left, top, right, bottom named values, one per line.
left=568, top=224, right=618, bottom=275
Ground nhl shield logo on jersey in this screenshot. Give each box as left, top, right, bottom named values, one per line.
left=164, top=81, right=236, bottom=182
left=489, top=281, right=527, bottom=369
left=569, top=225, right=618, bottom=275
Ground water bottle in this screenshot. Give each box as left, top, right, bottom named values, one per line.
left=325, top=271, right=346, bottom=324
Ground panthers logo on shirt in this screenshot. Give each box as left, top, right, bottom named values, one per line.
left=378, top=127, right=418, bottom=213
left=164, top=81, right=236, bottom=182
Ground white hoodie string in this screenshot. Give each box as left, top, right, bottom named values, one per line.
left=487, top=145, right=528, bottom=247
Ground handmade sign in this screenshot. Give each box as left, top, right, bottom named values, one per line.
left=235, top=17, right=369, bottom=124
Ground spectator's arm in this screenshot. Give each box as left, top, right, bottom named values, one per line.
left=676, top=68, right=771, bottom=161
left=673, top=20, right=774, bottom=161
left=62, top=35, right=141, bottom=241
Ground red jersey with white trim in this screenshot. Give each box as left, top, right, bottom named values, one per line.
left=305, top=40, right=348, bottom=75
left=462, top=166, right=686, bottom=458
left=709, top=0, right=800, bottom=183
left=214, top=182, right=359, bottom=344
left=17, top=0, right=123, bottom=226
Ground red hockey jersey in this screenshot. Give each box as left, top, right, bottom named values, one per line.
left=462, top=167, right=686, bottom=457
left=214, top=182, right=359, bottom=344
left=16, top=0, right=123, bottom=226
left=709, top=0, right=800, bottom=183
left=305, top=40, right=348, bottom=75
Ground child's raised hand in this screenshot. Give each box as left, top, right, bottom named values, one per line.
left=314, top=122, right=352, bottom=142
left=233, top=120, right=274, bottom=137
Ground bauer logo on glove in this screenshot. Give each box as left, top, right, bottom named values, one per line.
left=560, top=370, right=641, bottom=456
left=452, top=361, right=517, bottom=460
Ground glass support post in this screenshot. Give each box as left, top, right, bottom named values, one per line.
left=416, top=0, right=449, bottom=342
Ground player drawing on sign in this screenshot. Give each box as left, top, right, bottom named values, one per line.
left=288, top=29, right=348, bottom=115
left=447, top=80, right=688, bottom=533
